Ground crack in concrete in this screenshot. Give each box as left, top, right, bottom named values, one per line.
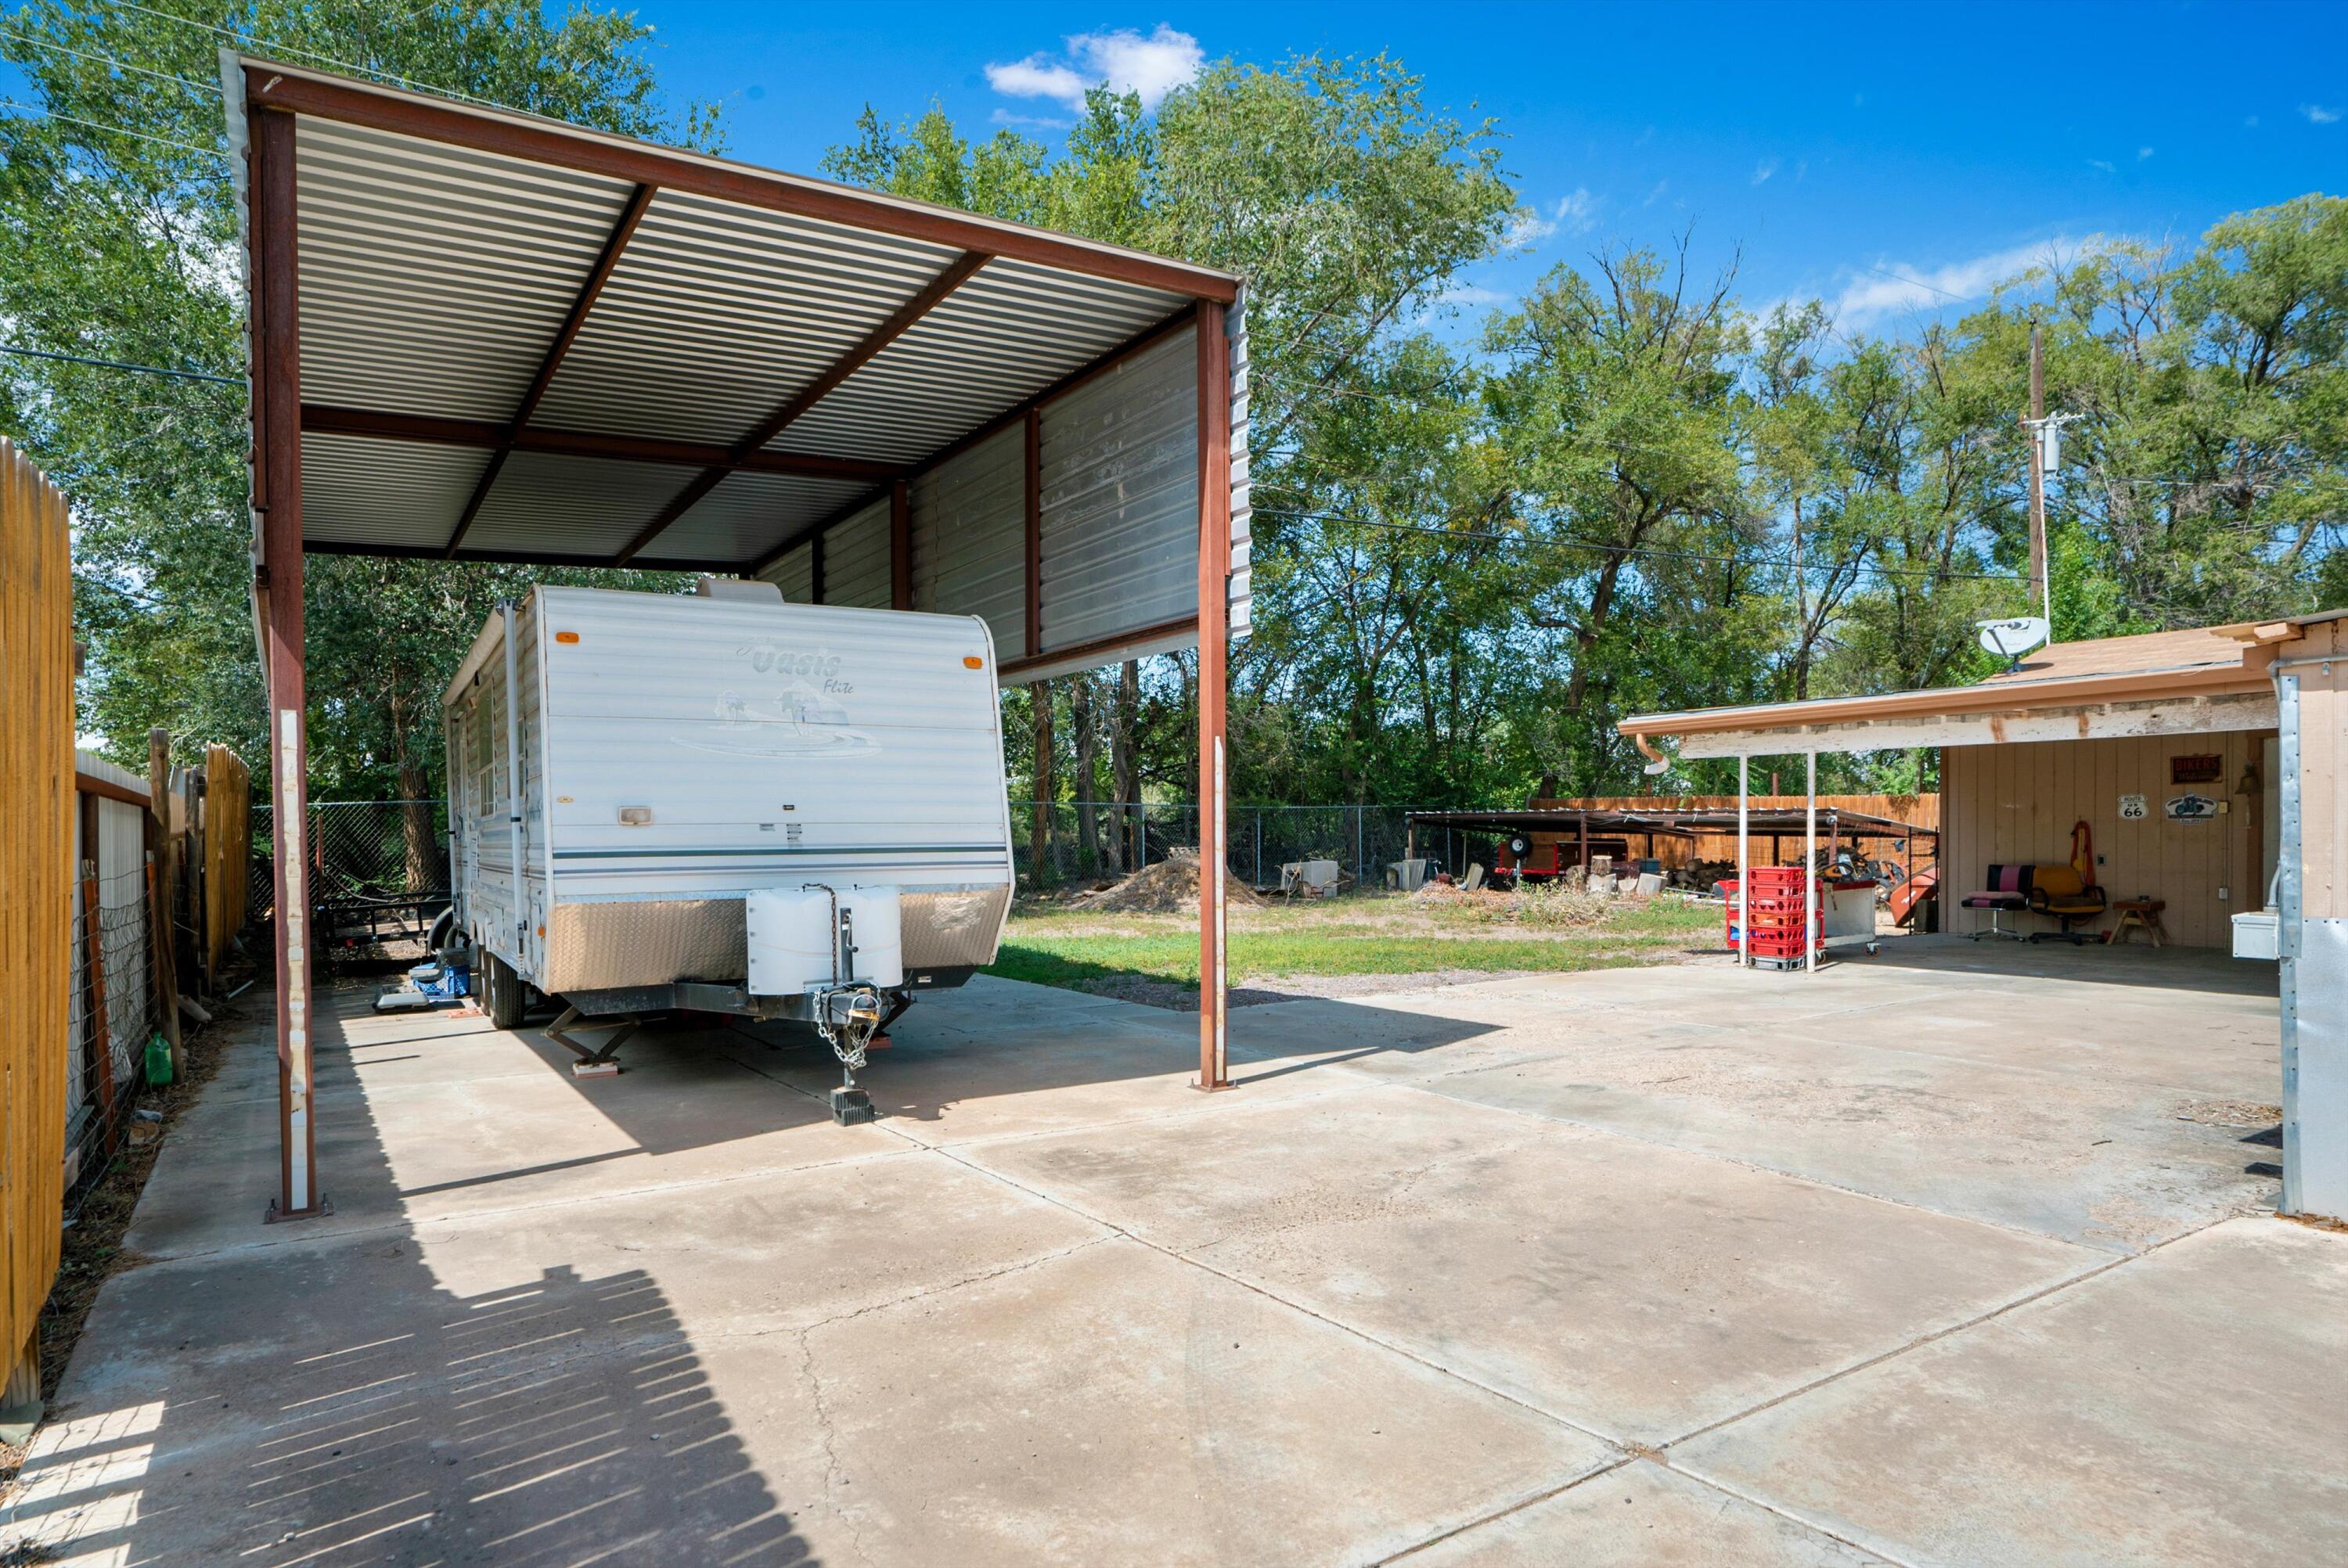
left=792, top=1325, right=875, bottom=1568
left=1656, top=1209, right=2238, bottom=1454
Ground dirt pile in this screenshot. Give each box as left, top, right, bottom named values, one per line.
left=1068, top=848, right=1267, bottom=914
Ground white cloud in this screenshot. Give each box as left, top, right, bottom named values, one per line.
left=2087, top=158, right=2116, bottom=173
left=2137, top=146, right=2155, bottom=160
left=1752, top=156, right=1781, bottom=185
left=1643, top=178, right=1670, bottom=206
left=1503, top=207, right=1558, bottom=247
left=2302, top=102, right=2343, bottom=124
left=992, top=107, right=1072, bottom=130
left=1825, top=239, right=2066, bottom=330
left=1435, top=283, right=1508, bottom=308
left=1554, top=187, right=1603, bottom=233
left=985, top=24, right=1204, bottom=113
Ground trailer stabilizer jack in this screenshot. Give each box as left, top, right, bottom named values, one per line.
left=546, top=1004, right=640, bottom=1076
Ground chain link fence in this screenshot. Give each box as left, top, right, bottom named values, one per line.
left=251, top=800, right=452, bottom=948
left=263, top=800, right=1495, bottom=904
left=1016, top=803, right=1457, bottom=890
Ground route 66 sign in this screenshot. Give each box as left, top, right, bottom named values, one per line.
left=2119, top=793, right=2147, bottom=821
left=2166, top=793, right=2221, bottom=823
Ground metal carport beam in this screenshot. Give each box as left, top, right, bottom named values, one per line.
left=610, top=249, right=993, bottom=566
left=247, top=102, right=322, bottom=1222
left=442, top=182, right=657, bottom=557
left=299, top=405, right=902, bottom=484
left=242, top=62, right=1238, bottom=305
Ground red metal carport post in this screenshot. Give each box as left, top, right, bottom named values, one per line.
left=1197, top=301, right=1231, bottom=1089
left=252, top=104, right=323, bottom=1221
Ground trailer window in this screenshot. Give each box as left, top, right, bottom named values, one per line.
left=467, top=694, right=497, bottom=818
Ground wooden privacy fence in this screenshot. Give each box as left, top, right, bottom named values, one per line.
left=3, top=437, right=74, bottom=1422
left=197, top=743, right=252, bottom=980
left=1529, top=793, right=1942, bottom=869
left=1, top=437, right=256, bottom=1423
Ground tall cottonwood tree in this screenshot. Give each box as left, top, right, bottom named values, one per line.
left=0, top=1, right=718, bottom=793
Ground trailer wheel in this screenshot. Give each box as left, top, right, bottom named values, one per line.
left=482, top=951, right=525, bottom=1030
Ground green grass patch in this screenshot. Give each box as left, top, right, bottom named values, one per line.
left=988, top=902, right=1716, bottom=992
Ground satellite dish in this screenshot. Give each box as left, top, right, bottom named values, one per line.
left=1977, top=616, right=2050, bottom=671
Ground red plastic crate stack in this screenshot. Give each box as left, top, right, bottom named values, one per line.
left=1725, top=868, right=1824, bottom=960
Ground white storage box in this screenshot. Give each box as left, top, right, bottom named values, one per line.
left=747, top=886, right=905, bottom=994
left=2231, top=910, right=2280, bottom=961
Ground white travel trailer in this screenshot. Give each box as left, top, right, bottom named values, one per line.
left=441, top=579, right=1015, bottom=1120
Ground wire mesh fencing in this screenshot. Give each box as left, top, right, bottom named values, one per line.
left=66, top=865, right=158, bottom=1200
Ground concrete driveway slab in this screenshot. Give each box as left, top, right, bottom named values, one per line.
left=787, top=1237, right=1612, bottom=1566
left=708, top=982, right=1363, bottom=1145
left=1421, top=1026, right=2275, bottom=1250
left=1406, top=1460, right=1892, bottom=1566
left=1673, top=1217, right=2348, bottom=1568
left=967, top=1088, right=2098, bottom=1442
left=11, top=1151, right=1107, bottom=1565
left=127, top=1032, right=902, bottom=1257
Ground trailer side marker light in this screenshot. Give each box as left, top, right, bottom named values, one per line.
left=556, top=631, right=581, bottom=644
left=963, top=656, right=983, bottom=668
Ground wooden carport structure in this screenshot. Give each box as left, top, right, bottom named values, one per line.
left=225, top=55, right=1248, bottom=1221
left=1623, top=613, right=2348, bottom=1222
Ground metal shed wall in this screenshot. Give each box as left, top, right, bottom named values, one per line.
left=821, top=496, right=893, bottom=610
left=1038, top=327, right=1198, bottom=655
left=760, top=539, right=816, bottom=603
left=909, top=426, right=1025, bottom=655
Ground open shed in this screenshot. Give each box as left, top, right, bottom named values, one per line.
left=223, top=55, right=1248, bottom=1221
left=1622, top=611, right=2348, bottom=1221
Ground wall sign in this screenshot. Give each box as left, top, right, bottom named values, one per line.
left=2170, top=753, right=2224, bottom=784
left=2119, top=793, right=2147, bottom=821
left=2165, top=793, right=2222, bottom=823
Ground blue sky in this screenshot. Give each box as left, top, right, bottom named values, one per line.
left=638, top=0, right=2347, bottom=335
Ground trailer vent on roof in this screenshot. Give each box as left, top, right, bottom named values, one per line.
left=694, top=577, right=785, bottom=603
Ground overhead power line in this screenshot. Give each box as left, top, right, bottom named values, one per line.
left=0, top=26, right=220, bottom=93
left=0, top=343, right=242, bottom=385
left=0, top=96, right=225, bottom=157
left=116, top=0, right=507, bottom=113
left=1254, top=505, right=2026, bottom=584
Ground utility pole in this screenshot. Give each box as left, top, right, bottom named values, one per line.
left=1790, top=492, right=1807, bottom=699
left=2025, top=324, right=2051, bottom=635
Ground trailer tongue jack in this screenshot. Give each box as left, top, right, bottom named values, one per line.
left=812, top=983, right=884, bottom=1124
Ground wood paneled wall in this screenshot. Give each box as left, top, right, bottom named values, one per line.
left=2, top=438, right=73, bottom=1403
left=1942, top=732, right=2268, bottom=948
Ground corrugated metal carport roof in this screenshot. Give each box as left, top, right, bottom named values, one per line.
left=225, top=55, right=1237, bottom=574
